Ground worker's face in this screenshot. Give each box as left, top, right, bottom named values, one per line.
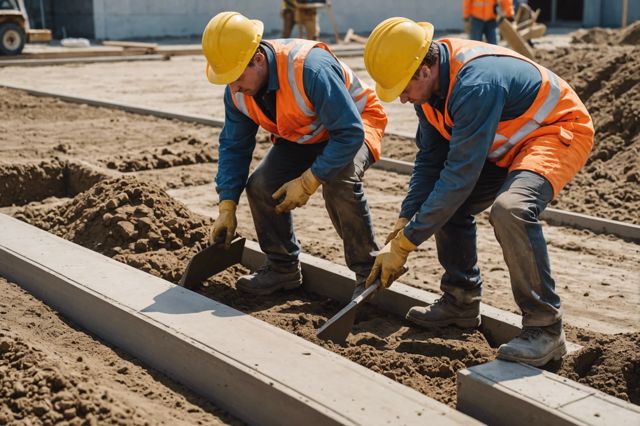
left=229, top=51, right=268, bottom=97
left=399, top=65, right=435, bottom=105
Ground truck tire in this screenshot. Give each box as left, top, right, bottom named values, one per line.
left=0, top=22, right=26, bottom=55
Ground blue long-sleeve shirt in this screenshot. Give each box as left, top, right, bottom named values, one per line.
left=402, top=41, right=542, bottom=245
left=216, top=41, right=365, bottom=202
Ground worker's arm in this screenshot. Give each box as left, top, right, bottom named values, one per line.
left=399, top=108, right=449, bottom=220
left=500, top=0, right=515, bottom=18
left=215, top=86, right=259, bottom=203
left=462, top=0, right=472, bottom=19
left=303, top=48, right=366, bottom=183
left=403, top=82, right=507, bottom=246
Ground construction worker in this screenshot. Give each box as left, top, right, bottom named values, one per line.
left=363, top=18, right=593, bottom=367
left=463, top=0, right=515, bottom=44
left=281, top=0, right=296, bottom=38
left=281, top=0, right=325, bottom=40
left=202, top=12, right=387, bottom=295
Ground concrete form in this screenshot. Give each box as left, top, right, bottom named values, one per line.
left=242, top=239, right=581, bottom=352
left=0, top=213, right=477, bottom=426
left=458, top=360, right=640, bottom=426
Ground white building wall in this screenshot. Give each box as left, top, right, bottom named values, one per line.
left=93, top=0, right=463, bottom=40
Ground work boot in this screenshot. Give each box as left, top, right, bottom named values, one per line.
left=236, top=263, right=302, bottom=295
left=497, top=326, right=567, bottom=367
left=405, top=295, right=481, bottom=328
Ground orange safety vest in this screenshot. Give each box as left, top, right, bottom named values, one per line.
left=230, top=39, right=387, bottom=161
left=421, top=39, right=594, bottom=195
left=463, top=0, right=514, bottom=21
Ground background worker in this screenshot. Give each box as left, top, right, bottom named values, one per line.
left=463, top=0, right=514, bottom=44
left=363, top=17, right=593, bottom=367
left=202, top=12, right=387, bottom=295
left=281, top=0, right=326, bottom=40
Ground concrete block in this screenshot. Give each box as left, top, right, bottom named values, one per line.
left=0, top=214, right=477, bottom=426
left=457, top=360, right=640, bottom=426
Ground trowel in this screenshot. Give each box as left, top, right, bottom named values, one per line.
left=316, top=279, right=380, bottom=344
left=178, top=235, right=245, bottom=290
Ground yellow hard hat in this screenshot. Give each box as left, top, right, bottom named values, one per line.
left=364, top=17, right=434, bottom=102
left=202, top=11, right=264, bottom=85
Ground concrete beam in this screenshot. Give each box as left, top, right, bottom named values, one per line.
left=242, top=240, right=581, bottom=351
left=457, top=360, right=640, bottom=426
left=0, top=214, right=477, bottom=426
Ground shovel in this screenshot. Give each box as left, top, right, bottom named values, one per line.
left=178, top=235, right=245, bottom=290
left=316, top=279, right=380, bottom=343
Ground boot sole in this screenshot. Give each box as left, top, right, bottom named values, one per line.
left=497, top=342, right=568, bottom=367
left=405, top=312, right=481, bottom=329
left=236, top=279, right=302, bottom=296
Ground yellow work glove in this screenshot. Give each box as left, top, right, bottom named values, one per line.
left=365, top=231, right=416, bottom=289
left=464, top=18, right=471, bottom=34
left=272, top=169, right=321, bottom=214
left=385, top=217, right=410, bottom=244
left=209, top=200, right=237, bottom=249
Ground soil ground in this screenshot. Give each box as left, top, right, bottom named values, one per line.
left=1, top=24, right=639, bottom=423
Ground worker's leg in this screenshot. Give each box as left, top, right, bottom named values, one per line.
left=490, top=170, right=566, bottom=365
left=239, top=140, right=324, bottom=294
left=406, top=161, right=508, bottom=328
left=469, top=17, right=484, bottom=41
left=281, top=7, right=295, bottom=38
left=490, top=170, right=560, bottom=327
left=322, top=143, right=378, bottom=285
left=484, top=19, right=498, bottom=44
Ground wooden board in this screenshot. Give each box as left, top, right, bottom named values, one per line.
left=499, top=19, right=535, bottom=59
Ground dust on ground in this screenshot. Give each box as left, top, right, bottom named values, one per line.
left=13, top=176, right=640, bottom=407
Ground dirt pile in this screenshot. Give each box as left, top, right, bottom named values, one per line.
left=571, top=20, right=640, bottom=45
left=0, top=332, right=150, bottom=425
left=536, top=34, right=640, bottom=223
left=0, top=160, right=111, bottom=207
left=101, top=134, right=216, bottom=172
left=560, top=332, right=640, bottom=404
left=14, top=176, right=211, bottom=262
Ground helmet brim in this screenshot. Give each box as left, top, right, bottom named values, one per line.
left=205, top=19, right=264, bottom=85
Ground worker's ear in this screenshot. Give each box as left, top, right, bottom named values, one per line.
left=419, top=64, right=430, bottom=81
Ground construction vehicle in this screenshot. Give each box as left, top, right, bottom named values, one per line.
left=0, top=0, right=51, bottom=55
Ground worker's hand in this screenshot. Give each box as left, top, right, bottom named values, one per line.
left=385, top=217, right=410, bottom=244
left=209, top=200, right=237, bottom=249
left=272, top=169, right=321, bottom=214
left=365, top=231, right=416, bottom=289
left=505, top=16, right=515, bottom=23
left=464, top=18, right=471, bottom=34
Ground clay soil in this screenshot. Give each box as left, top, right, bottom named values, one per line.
left=1, top=25, right=639, bottom=423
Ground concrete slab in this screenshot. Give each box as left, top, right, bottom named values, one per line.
left=457, top=360, right=640, bottom=426
left=0, top=214, right=478, bottom=426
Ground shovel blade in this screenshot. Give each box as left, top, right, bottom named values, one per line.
left=179, top=236, right=245, bottom=289
left=316, top=280, right=380, bottom=344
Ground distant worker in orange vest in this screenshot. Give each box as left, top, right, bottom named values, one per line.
left=202, top=12, right=387, bottom=295
left=364, top=18, right=593, bottom=367
left=463, top=0, right=514, bottom=44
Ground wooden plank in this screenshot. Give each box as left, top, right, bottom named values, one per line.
left=499, top=19, right=535, bottom=59
left=102, top=40, right=158, bottom=50
left=0, top=213, right=477, bottom=426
